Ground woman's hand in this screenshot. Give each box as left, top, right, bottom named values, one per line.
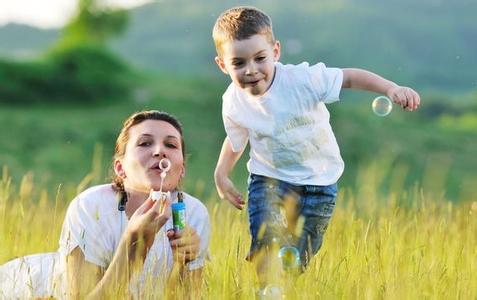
left=167, top=226, right=201, bottom=265
left=126, top=194, right=171, bottom=250
left=166, top=227, right=203, bottom=299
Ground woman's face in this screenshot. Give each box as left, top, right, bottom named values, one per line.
left=115, top=120, right=185, bottom=194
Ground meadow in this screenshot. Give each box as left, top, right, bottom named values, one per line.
left=1, top=0, right=476, bottom=297
left=1, top=73, right=476, bottom=298
left=1, top=160, right=476, bottom=299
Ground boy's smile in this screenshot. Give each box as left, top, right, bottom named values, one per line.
left=216, top=34, right=280, bottom=97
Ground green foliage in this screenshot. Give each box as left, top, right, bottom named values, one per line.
left=0, top=44, right=134, bottom=104
left=0, top=59, right=50, bottom=104
left=0, top=0, right=133, bottom=105
left=58, top=0, right=128, bottom=48
left=0, top=73, right=475, bottom=201
left=46, top=44, right=133, bottom=102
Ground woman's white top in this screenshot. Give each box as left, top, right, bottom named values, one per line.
left=0, top=184, right=210, bottom=299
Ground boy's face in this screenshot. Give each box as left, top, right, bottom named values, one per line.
left=215, top=34, right=280, bottom=97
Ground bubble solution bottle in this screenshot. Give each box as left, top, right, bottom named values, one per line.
left=172, top=192, right=186, bottom=232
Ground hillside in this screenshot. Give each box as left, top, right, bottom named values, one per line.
left=0, top=0, right=475, bottom=202
left=0, top=0, right=476, bottom=92
left=0, top=23, right=58, bottom=58
left=0, top=73, right=475, bottom=201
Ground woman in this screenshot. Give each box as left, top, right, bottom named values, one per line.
left=0, top=110, right=210, bottom=299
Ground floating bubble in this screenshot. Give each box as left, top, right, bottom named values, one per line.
left=261, top=284, right=284, bottom=299
left=278, top=246, right=301, bottom=270
left=372, top=96, right=392, bottom=117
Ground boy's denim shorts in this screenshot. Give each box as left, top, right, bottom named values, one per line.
left=247, top=173, right=337, bottom=268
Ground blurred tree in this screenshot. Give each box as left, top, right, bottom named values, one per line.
left=0, top=0, right=135, bottom=105
left=56, top=0, right=129, bottom=48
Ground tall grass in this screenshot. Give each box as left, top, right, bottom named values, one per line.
left=1, top=164, right=476, bottom=299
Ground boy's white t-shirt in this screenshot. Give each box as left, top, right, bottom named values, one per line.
left=0, top=184, right=210, bottom=299
left=222, top=62, right=344, bottom=185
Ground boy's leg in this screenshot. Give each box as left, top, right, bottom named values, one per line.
left=296, top=183, right=338, bottom=268
left=247, top=174, right=293, bottom=287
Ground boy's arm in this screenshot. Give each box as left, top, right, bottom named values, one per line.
left=342, top=68, right=420, bottom=111
left=214, top=137, right=246, bottom=210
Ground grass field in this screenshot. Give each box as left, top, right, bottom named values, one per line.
left=1, top=81, right=476, bottom=202
left=1, top=2, right=476, bottom=296
left=1, top=72, right=476, bottom=299
left=1, top=164, right=476, bottom=299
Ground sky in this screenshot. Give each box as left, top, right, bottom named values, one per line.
left=0, top=0, right=152, bottom=29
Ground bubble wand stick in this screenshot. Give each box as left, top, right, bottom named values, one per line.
left=150, top=158, right=172, bottom=202
left=149, top=158, right=186, bottom=232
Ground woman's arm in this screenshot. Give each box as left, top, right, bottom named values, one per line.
left=66, top=247, right=104, bottom=299
left=67, top=226, right=156, bottom=299
left=67, top=196, right=171, bottom=299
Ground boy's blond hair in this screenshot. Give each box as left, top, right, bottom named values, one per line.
left=212, top=6, right=275, bottom=57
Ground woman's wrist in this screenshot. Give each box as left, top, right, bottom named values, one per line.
left=121, top=229, right=148, bottom=262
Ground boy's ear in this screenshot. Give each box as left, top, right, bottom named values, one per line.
left=273, top=40, right=281, bottom=62
left=215, top=56, right=229, bottom=74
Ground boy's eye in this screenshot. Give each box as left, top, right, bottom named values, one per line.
left=232, top=61, right=244, bottom=67
left=256, top=56, right=266, bottom=62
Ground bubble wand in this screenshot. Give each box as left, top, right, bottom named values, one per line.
left=150, top=158, right=172, bottom=202
left=149, top=158, right=186, bottom=232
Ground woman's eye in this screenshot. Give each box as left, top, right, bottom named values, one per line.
left=138, top=141, right=152, bottom=147
left=166, top=143, right=178, bottom=149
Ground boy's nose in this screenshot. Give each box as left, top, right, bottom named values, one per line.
left=245, top=62, right=258, bottom=75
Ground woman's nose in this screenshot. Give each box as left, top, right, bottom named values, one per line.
left=153, top=145, right=162, bottom=157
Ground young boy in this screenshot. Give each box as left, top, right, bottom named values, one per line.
left=212, top=5, right=420, bottom=284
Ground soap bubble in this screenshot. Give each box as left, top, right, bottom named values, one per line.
left=372, top=96, right=392, bottom=117
left=261, top=284, right=284, bottom=299
left=278, top=246, right=301, bottom=270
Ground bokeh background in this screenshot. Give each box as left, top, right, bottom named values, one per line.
left=1, top=0, right=476, bottom=202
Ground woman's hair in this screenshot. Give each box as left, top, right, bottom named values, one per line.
left=112, top=110, right=185, bottom=192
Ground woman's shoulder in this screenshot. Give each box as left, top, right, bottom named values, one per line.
left=68, top=184, right=117, bottom=213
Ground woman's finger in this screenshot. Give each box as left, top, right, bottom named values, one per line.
left=133, top=195, right=155, bottom=216
left=170, top=234, right=200, bottom=249
left=172, top=247, right=199, bottom=262
left=145, top=197, right=171, bottom=225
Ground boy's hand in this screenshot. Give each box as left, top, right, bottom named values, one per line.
left=386, top=86, right=420, bottom=111
left=215, top=175, right=245, bottom=210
